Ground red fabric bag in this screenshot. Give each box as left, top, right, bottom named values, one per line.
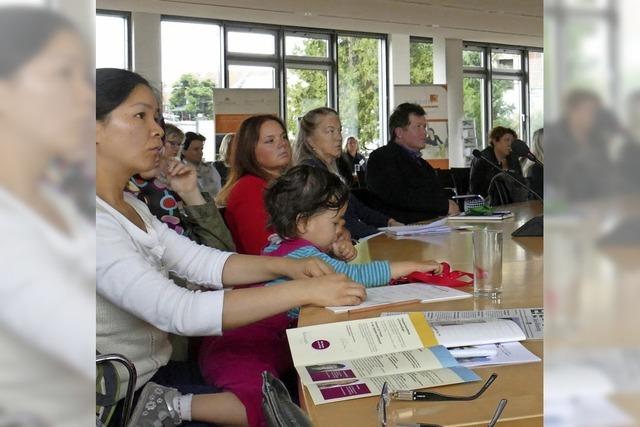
left=390, top=262, right=474, bottom=288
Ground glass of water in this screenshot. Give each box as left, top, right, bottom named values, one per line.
left=472, top=229, right=503, bottom=298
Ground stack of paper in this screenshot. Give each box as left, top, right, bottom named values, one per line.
left=381, top=312, right=542, bottom=368
left=325, top=283, right=471, bottom=313
left=379, top=218, right=450, bottom=236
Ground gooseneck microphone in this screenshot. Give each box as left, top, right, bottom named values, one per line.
left=511, top=139, right=544, bottom=168
left=471, top=149, right=543, bottom=202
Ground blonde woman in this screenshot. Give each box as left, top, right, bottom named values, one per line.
left=293, top=107, right=402, bottom=239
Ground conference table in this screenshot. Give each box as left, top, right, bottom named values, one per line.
left=297, top=201, right=543, bottom=426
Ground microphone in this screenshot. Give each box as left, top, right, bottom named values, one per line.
left=472, top=149, right=543, bottom=237
left=471, top=149, right=543, bottom=202
left=511, top=139, right=543, bottom=167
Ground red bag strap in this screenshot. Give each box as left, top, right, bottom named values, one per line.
left=390, top=262, right=474, bottom=288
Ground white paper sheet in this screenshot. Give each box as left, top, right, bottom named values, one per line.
left=326, top=284, right=471, bottom=313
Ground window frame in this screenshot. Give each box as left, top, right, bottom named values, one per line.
left=157, top=15, right=389, bottom=148
left=463, top=41, right=543, bottom=146
left=409, top=36, right=434, bottom=86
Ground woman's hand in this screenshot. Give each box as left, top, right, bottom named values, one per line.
left=389, top=260, right=443, bottom=279
left=284, top=257, right=335, bottom=279
left=302, top=273, right=367, bottom=307
left=388, top=218, right=404, bottom=227
left=163, top=159, right=205, bottom=205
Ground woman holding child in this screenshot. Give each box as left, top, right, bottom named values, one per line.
left=96, top=68, right=366, bottom=427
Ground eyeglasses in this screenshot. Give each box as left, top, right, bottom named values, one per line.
left=377, top=374, right=506, bottom=427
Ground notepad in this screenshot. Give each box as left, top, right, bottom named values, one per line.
left=447, top=211, right=514, bottom=222
left=430, top=318, right=526, bottom=348
left=325, top=283, right=471, bottom=313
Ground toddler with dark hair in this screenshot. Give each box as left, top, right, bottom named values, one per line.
left=198, top=165, right=442, bottom=427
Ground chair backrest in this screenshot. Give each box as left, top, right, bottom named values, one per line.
left=450, top=167, right=471, bottom=196
left=96, top=353, right=137, bottom=427
left=262, top=371, right=313, bottom=427
left=435, top=168, right=456, bottom=193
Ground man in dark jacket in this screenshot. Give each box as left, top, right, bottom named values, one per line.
left=366, top=103, right=460, bottom=224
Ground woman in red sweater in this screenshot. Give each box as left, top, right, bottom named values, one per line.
left=217, top=115, right=292, bottom=255
left=218, top=115, right=356, bottom=259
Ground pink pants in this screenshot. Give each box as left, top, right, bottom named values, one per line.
left=198, top=312, right=295, bottom=427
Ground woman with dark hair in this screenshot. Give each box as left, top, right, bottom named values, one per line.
left=181, top=131, right=222, bottom=200
left=294, top=107, right=402, bottom=239
left=0, top=7, right=94, bottom=425
left=469, top=126, right=528, bottom=205
left=216, top=115, right=292, bottom=255
left=96, top=68, right=366, bottom=426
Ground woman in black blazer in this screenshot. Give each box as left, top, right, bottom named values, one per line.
left=469, top=126, right=528, bottom=205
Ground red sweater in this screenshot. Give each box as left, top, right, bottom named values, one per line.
left=225, top=174, right=273, bottom=255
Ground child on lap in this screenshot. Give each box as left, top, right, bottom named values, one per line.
left=199, top=165, right=442, bottom=427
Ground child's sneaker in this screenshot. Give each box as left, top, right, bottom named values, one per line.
left=127, top=382, right=182, bottom=427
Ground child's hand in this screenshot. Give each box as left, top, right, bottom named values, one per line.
left=286, top=257, right=335, bottom=279
left=389, top=260, right=443, bottom=279
left=335, top=218, right=351, bottom=242
left=332, top=239, right=358, bottom=262
left=303, top=273, right=367, bottom=307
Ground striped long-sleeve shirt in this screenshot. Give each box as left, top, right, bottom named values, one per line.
left=262, top=236, right=391, bottom=318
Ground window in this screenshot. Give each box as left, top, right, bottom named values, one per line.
left=491, top=51, right=522, bottom=71
left=463, top=48, right=484, bottom=68
left=228, top=64, right=276, bottom=88
left=337, top=35, right=386, bottom=148
left=161, top=19, right=222, bottom=160
left=225, top=27, right=279, bottom=92
left=462, top=43, right=542, bottom=150
left=285, top=35, right=329, bottom=58
left=284, top=32, right=333, bottom=137
left=492, top=78, right=523, bottom=136
left=410, top=38, right=433, bottom=85
left=155, top=18, right=387, bottom=154
left=227, top=31, right=276, bottom=55
left=528, top=52, right=544, bottom=139
left=285, top=67, right=329, bottom=135
left=96, top=12, right=129, bottom=69
left=463, top=76, right=486, bottom=147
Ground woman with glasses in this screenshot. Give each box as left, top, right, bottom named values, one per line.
left=163, top=123, right=184, bottom=159
left=181, top=132, right=222, bottom=201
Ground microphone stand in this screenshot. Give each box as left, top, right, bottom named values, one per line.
left=472, top=150, right=543, bottom=236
